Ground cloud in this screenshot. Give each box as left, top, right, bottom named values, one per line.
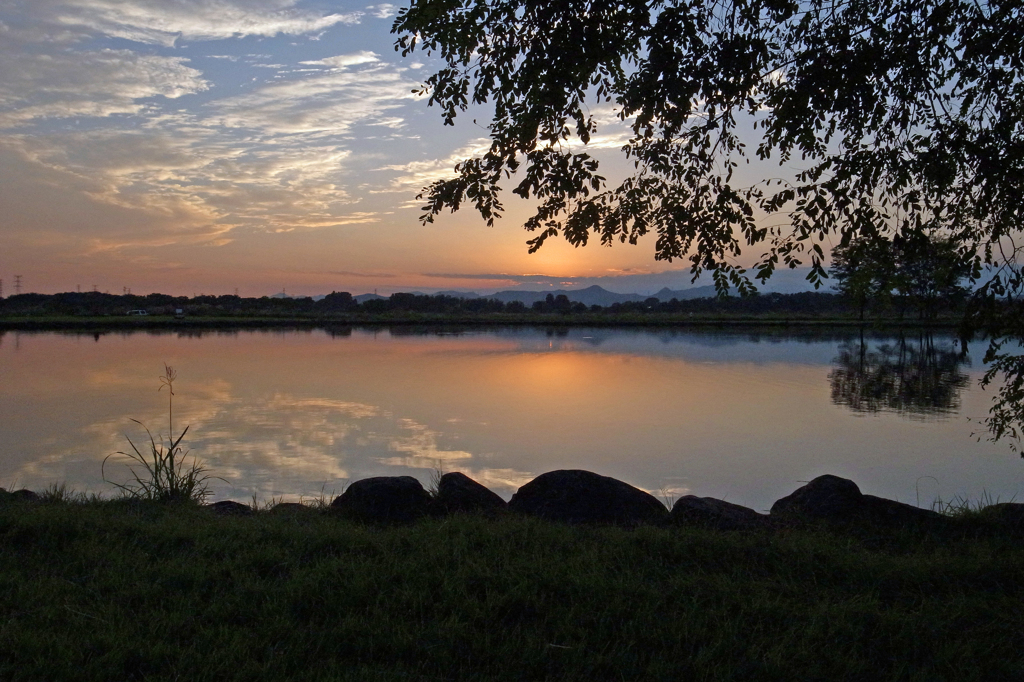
left=0, top=49, right=208, bottom=127
left=328, top=270, right=397, bottom=278
left=0, top=137, right=235, bottom=256
left=51, top=0, right=363, bottom=46
left=366, top=4, right=397, bottom=20
left=377, top=138, right=492, bottom=192
left=422, top=272, right=588, bottom=285
left=300, top=51, right=380, bottom=68
left=0, top=0, right=496, bottom=276
left=211, top=57, right=417, bottom=135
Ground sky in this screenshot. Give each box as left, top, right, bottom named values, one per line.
left=0, top=0, right=814, bottom=298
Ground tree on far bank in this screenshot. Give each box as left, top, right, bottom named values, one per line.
left=829, top=237, right=896, bottom=320
left=892, top=234, right=976, bottom=320
left=830, top=234, right=976, bottom=320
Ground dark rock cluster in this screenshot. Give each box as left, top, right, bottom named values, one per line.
left=4, top=473, right=1023, bottom=535
left=0, top=488, right=41, bottom=503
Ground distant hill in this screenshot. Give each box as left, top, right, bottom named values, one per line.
left=485, top=285, right=647, bottom=307
left=345, top=284, right=729, bottom=305
left=434, top=290, right=481, bottom=299
left=650, top=285, right=730, bottom=300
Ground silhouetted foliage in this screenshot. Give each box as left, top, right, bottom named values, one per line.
left=393, top=0, right=1024, bottom=445
left=891, top=234, right=975, bottom=320
left=830, top=238, right=896, bottom=320
left=830, top=234, right=974, bottom=321
left=0, top=289, right=975, bottom=320
left=316, top=291, right=357, bottom=312
left=393, top=0, right=1019, bottom=292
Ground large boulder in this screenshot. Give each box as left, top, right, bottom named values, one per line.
left=331, top=476, right=432, bottom=523
left=3, top=485, right=41, bottom=501
left=671, top=496, right=766, bottom=530
left=268, top=502, right=315, bottom=516
left=860, top=495, right=946, bottom=528
left=433, top=472, right=507, bottom=515
left=772, top=475, right=951, bottom=529
left=770, top=475, right=864, bottom=521
left=508, top=470, right=668, bottom=525
left=978, top=502, right=1024, bottom=528
left=208, top=500, right=253, bottom=516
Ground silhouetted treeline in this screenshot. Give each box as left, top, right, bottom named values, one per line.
left=0, top=289, right=968, bottom=319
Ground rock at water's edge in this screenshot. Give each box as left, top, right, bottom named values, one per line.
left=978, top=502, right=1024, bottom=527
left=509, top=469, right=668, bottom=525
left=208, top=500, right=253, bottom=516
left=269, top=502, right=314, bottom=515
left=772, top=475, right=951, bottom=529
left=434, top=472, right=507, bottom=515
left=770, top=475, right=863, bottom=521
left=860, top=495, right=946, bottom=527
left=3, top=489, right=42, bottom=503
left=331, top=476, right=432, bottom=523
left=671, top=496, right=766, bottom=530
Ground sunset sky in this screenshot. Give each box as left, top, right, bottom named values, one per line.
left=0, top=0, right=812, bottom=297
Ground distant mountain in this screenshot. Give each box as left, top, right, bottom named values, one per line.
left=347, top=281, right=798, bottom=305
left=435, top=290, right=480, bottom=299
left=650, top=285, right=726, bottom=300
left=485, top=285, right=647, bottom=307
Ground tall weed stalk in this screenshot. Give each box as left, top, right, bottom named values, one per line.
left=103, top=364, right=220, bottom=503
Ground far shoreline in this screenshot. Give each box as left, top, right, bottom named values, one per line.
left=0, top=312, right=966, bottom=332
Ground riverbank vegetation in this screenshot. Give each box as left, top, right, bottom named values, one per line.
left=0, top=494, right=1022, bottom=681
left=0, top=289, right=978, bottom=330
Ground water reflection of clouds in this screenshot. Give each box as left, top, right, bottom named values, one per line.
left=375, top=418, right=534, bottom=496
left=6, top=328, right=1023, bottom=510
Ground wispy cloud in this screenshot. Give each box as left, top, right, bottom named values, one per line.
left=366, top=4, right=397, bottom=20
left=52, top=0, right=363, bottom=46
left=422, top=272, right=588, bottom=285
left=0, top=49, right=208, bottom=127
left=328, top=270, right=396, bottom=278
left=211, top=56, right=417, bottom=135
left=376, top=138, right=492, bottom=192
left=300, top=51, right=379, bottom=68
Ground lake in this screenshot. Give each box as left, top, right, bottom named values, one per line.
left=1, top=326, right=1021, bottom=512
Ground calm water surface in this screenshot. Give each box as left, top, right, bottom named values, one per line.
left=1, top=327, right=1021, bottom=511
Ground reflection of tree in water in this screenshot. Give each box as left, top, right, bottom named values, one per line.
left=829, top=332, right=970, bottom=417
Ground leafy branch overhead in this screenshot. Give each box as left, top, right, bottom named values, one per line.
left=393, top=0, right=1022, bottom=294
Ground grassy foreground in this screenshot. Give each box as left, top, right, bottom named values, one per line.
left=1, top=500, right=1022, bottom=681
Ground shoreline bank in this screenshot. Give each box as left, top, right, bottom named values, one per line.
left=0, top=313, right=965, bottom=332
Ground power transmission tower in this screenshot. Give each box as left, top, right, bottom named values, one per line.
left=0, top=279, right=4, bottom=298
left=14, top=275, right=22, bottom=295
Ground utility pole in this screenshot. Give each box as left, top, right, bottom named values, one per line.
left=14, top=275, right=22, bottom=295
